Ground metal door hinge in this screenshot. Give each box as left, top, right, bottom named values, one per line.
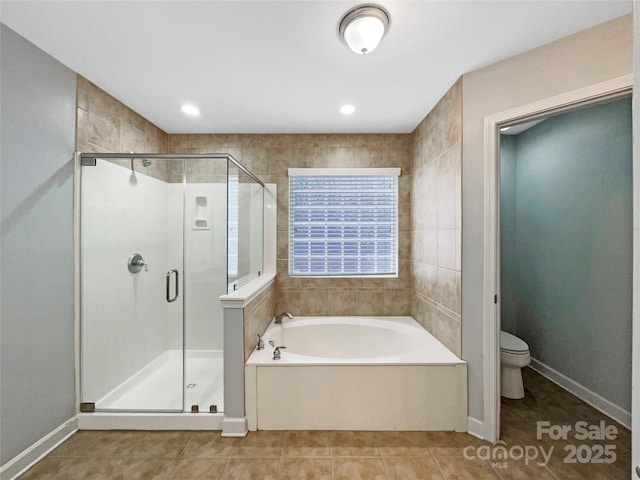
left=494, top=294, right=498, bottom=304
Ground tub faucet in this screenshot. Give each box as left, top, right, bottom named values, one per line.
left=275, top=311, right=293, bottom=324
left=273, top=345, right=287, bottom=360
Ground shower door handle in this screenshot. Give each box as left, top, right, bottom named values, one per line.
left=166, top=269, right=179, bottom=303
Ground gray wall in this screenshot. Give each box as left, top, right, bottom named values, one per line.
left=500, top=98, right=632, bottom=410
left=1, top=24, right=76, bottom=465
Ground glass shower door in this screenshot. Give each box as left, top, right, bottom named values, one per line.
left=182, top=157, right=228, bottom=413
left=80, top=156, right=185, bottom=412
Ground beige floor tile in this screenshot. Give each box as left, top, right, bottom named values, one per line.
left=48, top=431, right=99, bottom=457
left=424, top=432, right=478, bottom=457
left=79, top=431, right=146, bottom=457
left=377, top=431, right=430, bottom=457
left=181, top=432, right=237, bottom=458
left=86, top=431, right=190, bottom=458
left=19, top=368, right=633, bottom=480
left=284, top=431, right=332, bottom=456
left=127, top=432, right=192, bottom=458
left=499, top=421, right=547, bottom=448
left=544, top=457, right=613, bottom=480
left=223, top=458, right=280, bottom=480
left=436, top=457, right=500, bottom=479
left=280, top=457, right=332, bottom=479
left=18, top=457, right=121, bottom=480
left=612, top=423, right=631, bottom=452
left=166, top=458, right=227, bottom=479
left=384, top=457, right=444, bottom=480
left=500, top=399, right=538, bottom=422
left=231, top=431, right=284, bottom=457
left=332, top=431, right=380, bottom=456
left=114, top=458, right=176, bottom=479
left=594, top=448, right=631, bottom=480
left=489, top=458, right=556, bottom=480
left=334, top=457, right=387, bottom=480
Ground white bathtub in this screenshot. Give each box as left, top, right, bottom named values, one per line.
left=245, top=316, right=467, bottom=431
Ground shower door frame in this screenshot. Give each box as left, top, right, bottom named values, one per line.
left=74, top=152, right=262, bottom=421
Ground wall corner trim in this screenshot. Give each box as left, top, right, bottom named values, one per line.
left=530, top=358, right=631, bottom=430
left=221, top=416, right=248, bottom=437
left=0, top=416, right=78, bottom=480
left=466, top=416, right=486, bottom=441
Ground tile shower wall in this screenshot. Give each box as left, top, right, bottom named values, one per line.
left=411, top=79, right=463, bottom=356
left=76, top=75, right=168, bottom=179
left=169, top=134, right=413, bottom=317
left=243, top=285, right=276, bottom=361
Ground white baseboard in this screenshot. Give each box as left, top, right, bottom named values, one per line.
left=77, top=412, right=223, bottom=430
left=221, top=416, right=248, bottom=437
left=529, top=358, right=631, bottom=429
left=467, top=416, right=486, bottom=440
left=0, top=416, right=77, bottom=480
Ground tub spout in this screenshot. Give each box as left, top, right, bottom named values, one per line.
left=275, top=312, right=293, bottom=324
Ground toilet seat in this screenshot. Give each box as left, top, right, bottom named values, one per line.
left=500, top=331, right=529, bottom=354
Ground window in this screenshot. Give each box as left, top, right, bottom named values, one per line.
left=288, top=168, right=400, bottom=277
left=227, top=174, right=238, bottom=276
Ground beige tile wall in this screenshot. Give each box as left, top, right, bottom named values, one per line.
left=76, top=76, right=169, bottom=180
left=169, top=134, right=413, bottom=318
left=243, top=284, right=275, bottom=361
left=78, top=80, right=415, bottom=346
left=411, top=79, right=463, bottom=356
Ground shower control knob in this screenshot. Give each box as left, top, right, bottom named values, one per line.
left=128, top=253, right=148, bottom=273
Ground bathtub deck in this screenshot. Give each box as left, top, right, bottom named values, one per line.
left=245, top=317, right=467, bottom=432
left=246, top=316, right=464, bottom=367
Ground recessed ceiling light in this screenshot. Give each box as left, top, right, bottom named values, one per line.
left=340, top=104, right=356, bottom=115
left=180, top=104, right=200, bottom=116
left=500, top=126, right=511, bottom=132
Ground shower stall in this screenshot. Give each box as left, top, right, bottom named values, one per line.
left=78, top=153, right=263, bottom=418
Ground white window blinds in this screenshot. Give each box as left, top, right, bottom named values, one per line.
left=289, top=168, right=399, bottom=277
left=227, top=175, right=239, bottom=276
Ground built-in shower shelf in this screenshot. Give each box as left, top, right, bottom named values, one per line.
left=193, top=195, right=211, bottom=230
left=193, top=219, right=210, bottom=230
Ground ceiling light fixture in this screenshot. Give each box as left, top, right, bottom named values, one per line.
left=340, top=104, right=356, bottom=115
left=339, top=4, right=390, bottom=55
left=180, top=104, right=200, bottom=116
left=500, top=126, right=511, bottom=132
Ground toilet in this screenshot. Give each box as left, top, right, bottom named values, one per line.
left=500, top=331, right=531, bottom=399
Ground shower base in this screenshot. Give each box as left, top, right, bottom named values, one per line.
left=94, top=349, right=223, bottom=412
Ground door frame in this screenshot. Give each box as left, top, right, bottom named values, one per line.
left=482, top=74, right=633, bottom=443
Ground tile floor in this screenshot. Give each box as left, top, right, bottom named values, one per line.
left=18, top=368, right=630, bottom=479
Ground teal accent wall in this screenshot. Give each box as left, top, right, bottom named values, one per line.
left=500, top=135, right=518, bottom=334
left=500, top=97, right=632, bottom=411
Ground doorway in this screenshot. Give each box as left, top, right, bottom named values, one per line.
left=496, top=97, right=632, bottom=477
left=481, top=75, right=633, bottom=444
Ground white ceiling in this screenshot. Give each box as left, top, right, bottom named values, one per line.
left=0, top=1, right=631, bottom=134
